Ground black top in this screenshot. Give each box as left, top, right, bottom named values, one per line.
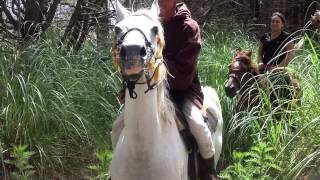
left=260, top=31, right=292, bottom=66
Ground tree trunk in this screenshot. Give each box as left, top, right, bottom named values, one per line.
left=43, top=0, right=61, bottom=32
left=20, top=0, right=45, bottom=39
left=96, top=0, right=113, bottom=51
left=63, top=0, right=113, bottom=51
left=0, top=0, right=60, bottom=40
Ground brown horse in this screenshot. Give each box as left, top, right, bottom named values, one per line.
left=225, top=48, right=301, bottom=113
left=225, top=48, right=263, bottom=111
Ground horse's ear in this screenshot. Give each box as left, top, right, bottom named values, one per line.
left=245, top=49, right=252, bottom=58
left=235, top=47, right=241, bottom=57
left=150, top=0, right=160, bottom=17
left=116, top=0, right=130, bottom=22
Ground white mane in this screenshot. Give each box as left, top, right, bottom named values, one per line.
left=155, top=64, right=176, bottom=123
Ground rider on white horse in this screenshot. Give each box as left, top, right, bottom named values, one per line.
left=160, top=0, right=216, bottom=179
left=112, top=1, right=219, bottom=179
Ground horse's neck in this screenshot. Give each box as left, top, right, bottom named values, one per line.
left=239, top=74, right=257, bottom=94
left=113, top=84, right=187, bottom=180
left=238, top=75, right=260, bottom=110
left=123, top=84, right=162, bottom=140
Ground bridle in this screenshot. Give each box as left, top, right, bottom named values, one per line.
left=228, top=57, right=257, bottom=91
left=114, top=27, right=163, bottom=99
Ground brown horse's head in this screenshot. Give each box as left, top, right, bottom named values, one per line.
left=225, top=48, right=259, bottom=98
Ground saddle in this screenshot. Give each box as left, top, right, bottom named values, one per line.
left=267, top=68, right=301, bottom=101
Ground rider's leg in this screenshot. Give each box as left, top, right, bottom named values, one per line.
left=182, top=99, right=216, bottom=179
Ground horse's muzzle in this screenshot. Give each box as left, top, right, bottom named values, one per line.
left=120, top=45, right=147, bottom=79
left=225, top=86, right=237, bottom=98
left=225, top=79, right=238, bottom=98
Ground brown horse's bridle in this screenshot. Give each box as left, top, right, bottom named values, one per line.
left=228, top=58, right=257, bottom=92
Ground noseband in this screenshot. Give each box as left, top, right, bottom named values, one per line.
left=115, top=27, right=162, bottom=99
left=228, top=58, right=256, bottom=88
left=116, top=28, right=154, bottom=55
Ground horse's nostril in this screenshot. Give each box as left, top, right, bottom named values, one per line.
left=140, top=47, right=146, bottom=57
left=120, top=46, right=126, bottom=57
left=225, top=83, right=237, bottom=98
left=225, top=87, right=231, bottom=96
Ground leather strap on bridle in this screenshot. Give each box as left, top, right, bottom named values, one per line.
left=114, top=27, right=163, bottom=99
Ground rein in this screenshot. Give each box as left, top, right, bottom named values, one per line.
left=122, top=58, right=163, bottom=99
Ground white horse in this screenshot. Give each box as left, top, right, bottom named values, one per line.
left=110, top=1, right=223, bottom=180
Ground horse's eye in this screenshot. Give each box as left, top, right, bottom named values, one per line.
left=114, top=26, right=122, bottom=35
left=120, top=46, right=126, bottom=57
left=140, top=46, right=147, bottom=57
left=151, top=26, right=158, bottom=35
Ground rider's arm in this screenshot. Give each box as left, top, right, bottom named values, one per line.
left=257, top=42, right=264, bottom=69
left=311, top=10, right=320, bottom=26
left=277, top=41, right=294, bottom=67
left=166, top=20, right=201, bottom=91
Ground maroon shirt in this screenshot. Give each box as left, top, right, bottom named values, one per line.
left=163, top=3, right=203, bottom=108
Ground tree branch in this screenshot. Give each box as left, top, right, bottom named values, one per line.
left=21, top=0, right=25, bottom=7
left=42, top=0, right=61, bottom=31
left=11, top=0, right=24, bottom=22
left=75, top=11, right=89, bottom=51
left=0, top=0, right=18, bottom=30
left=198, top=1, right=215, bottom=25
left=63, top=0, right=84, bottom=40
left=0, top=24, right=18, bottom=39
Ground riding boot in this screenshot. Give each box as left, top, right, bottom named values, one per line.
left=199, top=156, right=217, bottom=180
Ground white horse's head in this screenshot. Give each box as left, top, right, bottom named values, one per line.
left=112, top=0, right=165, bottom=98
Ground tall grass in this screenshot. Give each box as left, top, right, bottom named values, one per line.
left=0, top=30, right=121, bottom=178
left=0, top=25, right=319, bottom=179
left=198, top=24, right=258, bottom=170
left=199, top=25, right=320, bottom=179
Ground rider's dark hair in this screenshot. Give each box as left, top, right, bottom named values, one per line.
left=271, top=12, right=286, bottom=24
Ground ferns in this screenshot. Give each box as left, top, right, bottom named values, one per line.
left=221, top=142, right=282, bottom=180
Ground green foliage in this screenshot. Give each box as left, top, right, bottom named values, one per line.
left=88, top=150, right=112, bottom=180
left=198, top=24, right=260, bottom=171
left=0, top=30, right=119, bottom=178
left=0, top=142, right=4, bottom=177
left=5, top=145, right=35, bottom=180
left=199, top=25, right=320, bottom=179
left=0, top=25, right=319, bottom=179
left=221, top=142, right=282, bottom=180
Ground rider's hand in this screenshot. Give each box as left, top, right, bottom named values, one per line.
left=311, top=10, right=320, bottom=25
left=210, top=175, right=216, bottom=180
left=258, top=62, right=265, bottom=73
